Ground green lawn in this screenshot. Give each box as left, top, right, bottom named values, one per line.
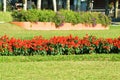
left=0, top=23, right=120, bottom=80
left=1, top=54, right=120, bottom=62
left=0, top=23, right=120, bottom=39
left=0, top=61, right=120, bottom=80
left=0, top=12, right=13, bottom=22
left=0, top=55, right=120, bottom=80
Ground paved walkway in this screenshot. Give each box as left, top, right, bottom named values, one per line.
left=111, top=18, right=120, bottom=26
left=111, top=22, right=120, bottom=26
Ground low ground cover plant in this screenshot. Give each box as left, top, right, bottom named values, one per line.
left=0, top=35, right=120, bottom=56
left=12, top=9, right=111, bottom=26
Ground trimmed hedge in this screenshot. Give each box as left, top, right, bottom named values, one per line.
left=0, top=35, right=120, bottom=56
left=12, top=9, right=111, bottom=26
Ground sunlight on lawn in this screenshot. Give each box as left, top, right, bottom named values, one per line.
left=0, top=23, right=120, bottom=39
left=0, top=61, right=120, bottom=80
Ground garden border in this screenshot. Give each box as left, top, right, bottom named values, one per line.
left=11, top=22, right=109, bottom=30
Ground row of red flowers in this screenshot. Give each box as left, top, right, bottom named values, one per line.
left=0, top=35, right=120, bottom=56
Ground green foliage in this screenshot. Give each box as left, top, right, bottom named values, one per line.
left=78, top=12, right=111, bottom=26
left=12, top=10, right=38, bottom=22
left=57, top=10, right=78, bottom=24
left=24, top=9, right=39, bottom=22
left=12, top=10, right=26, bottom=21
left=0, top=4, right=2, bottom=11
left=54, top=10, right=111, bottom=26
left=98, top=13, right=111, bottom=26
left=53, top=12, right=65, bottom=26
left=12, top=9, right=55, bottom=22
left=12, top=9, right=111, bottom=26
left=0, top=35, right=120, bottom=56
left=78, top=12, right=92, bottom=24
left=38, top=10, right=55, bottom=22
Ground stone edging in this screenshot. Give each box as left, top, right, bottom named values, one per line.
left=11, top=22, right=109, bottom=30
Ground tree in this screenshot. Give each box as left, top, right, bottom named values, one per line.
left=66, top=0, right=70, bottom=10
left=23, top=0, right=27, bottom=10
left=3, top=0, right=6, bottom=12
left=37, top=0, right=41, bottom=9
left=53, top=0, right=57, bottom=12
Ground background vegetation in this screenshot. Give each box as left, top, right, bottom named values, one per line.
left=12, top=9, right=111, bottom=26
left=0, top=10, right=119, bottom=80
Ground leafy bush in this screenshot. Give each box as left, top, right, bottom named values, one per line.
left=38, top=10, right=55, bottom=22
left=12, top=9, right=111, bottom=26
left=12, top=10, right=26, bottom=21
left=24, top=9, right=39, bottom=22
left=0, top=35, right=120, bottom=56
left=58, top=10, right=78, bottom=24
left=77, top=12, right=111, bottom=26
left=12, top=10, right=39, bottom=22
left=12, top=9, right=55, bottom=22
left=98, top=13, right=111, bottom=26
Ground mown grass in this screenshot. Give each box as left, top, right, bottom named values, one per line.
left=0, top=54, right=120, bottom=62
left=0, top=23, right=120, bottom=39
left=0, top=12, right=13, bottom=22
left=0, top=61, right=120, bottom=80
left=1, top=54, right=120, bottom=80
left=0, top=12, right=120, bottom=80
left=0, top=23, right=120, bottom=80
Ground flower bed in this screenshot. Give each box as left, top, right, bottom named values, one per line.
left=0, top=35, right=120, bottom=56
left=11, top=10, right=111, bottom=30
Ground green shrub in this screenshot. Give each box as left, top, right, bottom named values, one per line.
left=24, top=9, right=39, bottom=22
left=38, top=10, right=55, bottom=22
left=12, top=9, right=111, bottom=26
left=98, top=13, right=111, bottom=26
left=77, top=12, right=111, bottom=26
left=53, top=11, right=65, bottom=26
left=12, top=10, right=26, bottom=21
left=12, top=10, right=39, bottom=22
left=79, top=12, right=95, bottom=24
left=12, top=9, right=55, bottom=22
left=53, top=10, right=84, bottom=26
left=58, top=10, right=78, bottom=24
left=53, top=10, right=111, bottom=26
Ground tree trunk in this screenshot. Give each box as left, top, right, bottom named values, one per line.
left=3, top=0, right=6, bottom=12
left=115, top=0, right=119, bottom=18
left=53, top=0, right=57, bottom=12
left=37, top=0, right=41, bottom=9
left=67, top=0, right=70, bottom=10
left=23, top=0, right=27, bottom=10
